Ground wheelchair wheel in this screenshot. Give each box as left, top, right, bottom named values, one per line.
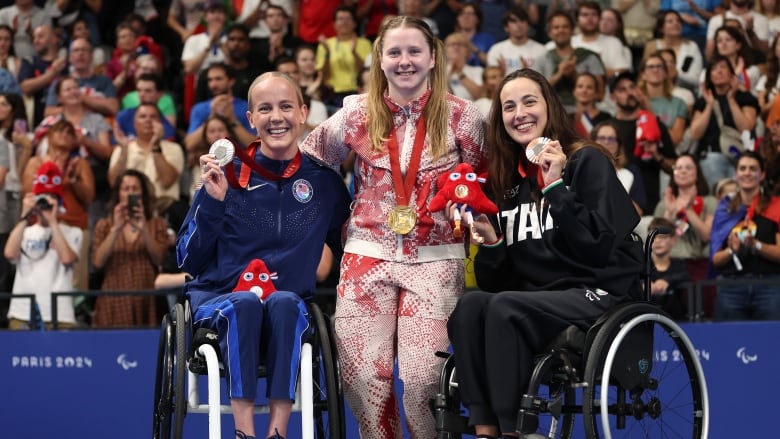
left=152, top=314, right=173, bottom=438
left=310, top=303, right=345, bottom=439
left=152, top=304, right=188, bottom=439
left=582, top=304, right=708, bottom=439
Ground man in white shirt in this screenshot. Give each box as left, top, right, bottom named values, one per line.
left=0, top=0, right=53, bottom=62
left=570, top=1, right=632, bottom=78
left=235, top=0, right=294, bottom=40
left=180, top=0, right=228, bottom=75
left=486, top=7, right=546, bottom=74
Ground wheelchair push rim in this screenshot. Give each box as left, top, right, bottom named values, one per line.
left=583, top=311, right=709, bottom=439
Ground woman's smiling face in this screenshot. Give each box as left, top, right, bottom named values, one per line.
left=380, top=27, right=435, bottom=103
left=500, top=77, right=548, bottom=146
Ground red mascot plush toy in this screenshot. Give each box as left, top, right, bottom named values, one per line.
left=233, top=259, right=278, bottom=301
left=429, top=163, right=498, bottom=243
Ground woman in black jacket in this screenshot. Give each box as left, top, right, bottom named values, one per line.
left=446, top=68, right=644, bottom=439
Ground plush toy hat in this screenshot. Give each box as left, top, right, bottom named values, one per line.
left=32, top=160, right=64, bottom=200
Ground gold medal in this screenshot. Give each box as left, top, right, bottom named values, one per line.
left=454, top=184, right=469, bottom=199
left=388, top=206, right=417, bottom=235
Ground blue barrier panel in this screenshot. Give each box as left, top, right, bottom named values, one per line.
left=0, top=321, right=777, bottom=437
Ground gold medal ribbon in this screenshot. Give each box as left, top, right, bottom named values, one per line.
left=387, top=116, right=426, bottom=234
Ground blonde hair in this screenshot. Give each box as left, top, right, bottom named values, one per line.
left=444, top=32, right=470, bottom=47
left=366, top=16, right=449, bottom=160
left=247, top=71, right=305, bottom=109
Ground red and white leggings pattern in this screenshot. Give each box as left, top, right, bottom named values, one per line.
left=335, top=253, right=464, bottom=439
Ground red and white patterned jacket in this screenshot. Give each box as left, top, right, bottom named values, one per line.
left=300, top=91, right=487, bottom=264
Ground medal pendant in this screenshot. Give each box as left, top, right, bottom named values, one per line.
left=388, top=206, right=417, bottom=235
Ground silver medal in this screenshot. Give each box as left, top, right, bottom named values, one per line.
left=209, top=138, right=235, bottom=166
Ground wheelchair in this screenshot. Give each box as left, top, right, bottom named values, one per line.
left=152, top=298, right=345, bottom=439
left=432, top=228, right=709, bottom=438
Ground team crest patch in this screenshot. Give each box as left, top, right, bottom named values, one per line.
left=292, top=179, right=313, bottom=203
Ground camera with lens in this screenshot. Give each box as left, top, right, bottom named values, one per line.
left=35, top=195, right=53, bottom=210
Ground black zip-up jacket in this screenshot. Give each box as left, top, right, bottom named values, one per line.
left=475, top=146, right=644, bottom=297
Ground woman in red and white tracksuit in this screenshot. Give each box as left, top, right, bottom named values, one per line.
left=301, top=16, right=487, bottom=439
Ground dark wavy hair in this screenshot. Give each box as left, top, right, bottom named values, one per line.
left=728, top=151, right=770, bottom=214
left=109, top=169, right=156, bottom=221
left=486, top=68, right=613, bottom=202
left=0, top=93, right=27, bottom=139
left=669, top=153, right=710, bottom=196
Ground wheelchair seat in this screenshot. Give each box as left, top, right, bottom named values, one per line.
left=152, top=300, right=345, bottom=439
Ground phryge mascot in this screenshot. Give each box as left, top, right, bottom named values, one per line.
left=429, top=163, right=498, bottom=243
left=233, top=259, right=278, bottom=301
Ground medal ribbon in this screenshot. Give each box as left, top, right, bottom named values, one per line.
left=225, top=140, right=302, bottom=189
left=387, top=116, right=426, bottom=208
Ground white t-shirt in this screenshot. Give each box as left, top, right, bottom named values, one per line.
left=181, top=32, right=227, bottom=73
left=237, top=0, right=293, bottom=39
left=570, top=34, right=632, bottom=72
left=487, top=38, right=547, bottom=72
left=707, top=12, right=770, bottom=42
left=7, top=223, right=82, bottom=324
left=448, top=65, right=484, bottom=101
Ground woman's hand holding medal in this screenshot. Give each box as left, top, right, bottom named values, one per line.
left=527, top=137, right=566, bottom=187
left=200, top=139, right=234, bottom=201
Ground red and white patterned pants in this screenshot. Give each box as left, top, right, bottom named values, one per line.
left=335, top=253, right=464, bottom=439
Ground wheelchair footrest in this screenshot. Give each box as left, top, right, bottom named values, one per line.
left=516, top=394, right=543, bottom=434
left=432, top=394, right=475, bottom=435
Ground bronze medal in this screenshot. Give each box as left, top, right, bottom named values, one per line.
left=388, top=206, right=417, bottom=235
left=525, top=136, right=551, bottom=164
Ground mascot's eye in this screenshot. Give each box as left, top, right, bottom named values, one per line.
left=242, top=272, right=254, bottom=281
left=465, top=173, right=477, bottom=181
left=449, top=172, right=461, bottom=181
left=38, top=175, right=49, bottom=184
left=52, top=176, right=62, bottom=185
left=259, top=273, right=269, bottom=282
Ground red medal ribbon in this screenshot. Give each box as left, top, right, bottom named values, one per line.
left=225, top=140, right=302, bottom=189
left=387, top=116, right=426, bottom=208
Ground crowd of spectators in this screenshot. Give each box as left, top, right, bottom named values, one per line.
left=1, top=0, right=779, bottom=329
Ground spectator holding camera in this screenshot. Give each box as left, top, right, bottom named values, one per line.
left=710, top=151, right=780, bottom=320
left=5, top=161, right=82, bottom=329
left=22, top=119, right=94, bottom=291
left=91, top=169, right=168, bottom=327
